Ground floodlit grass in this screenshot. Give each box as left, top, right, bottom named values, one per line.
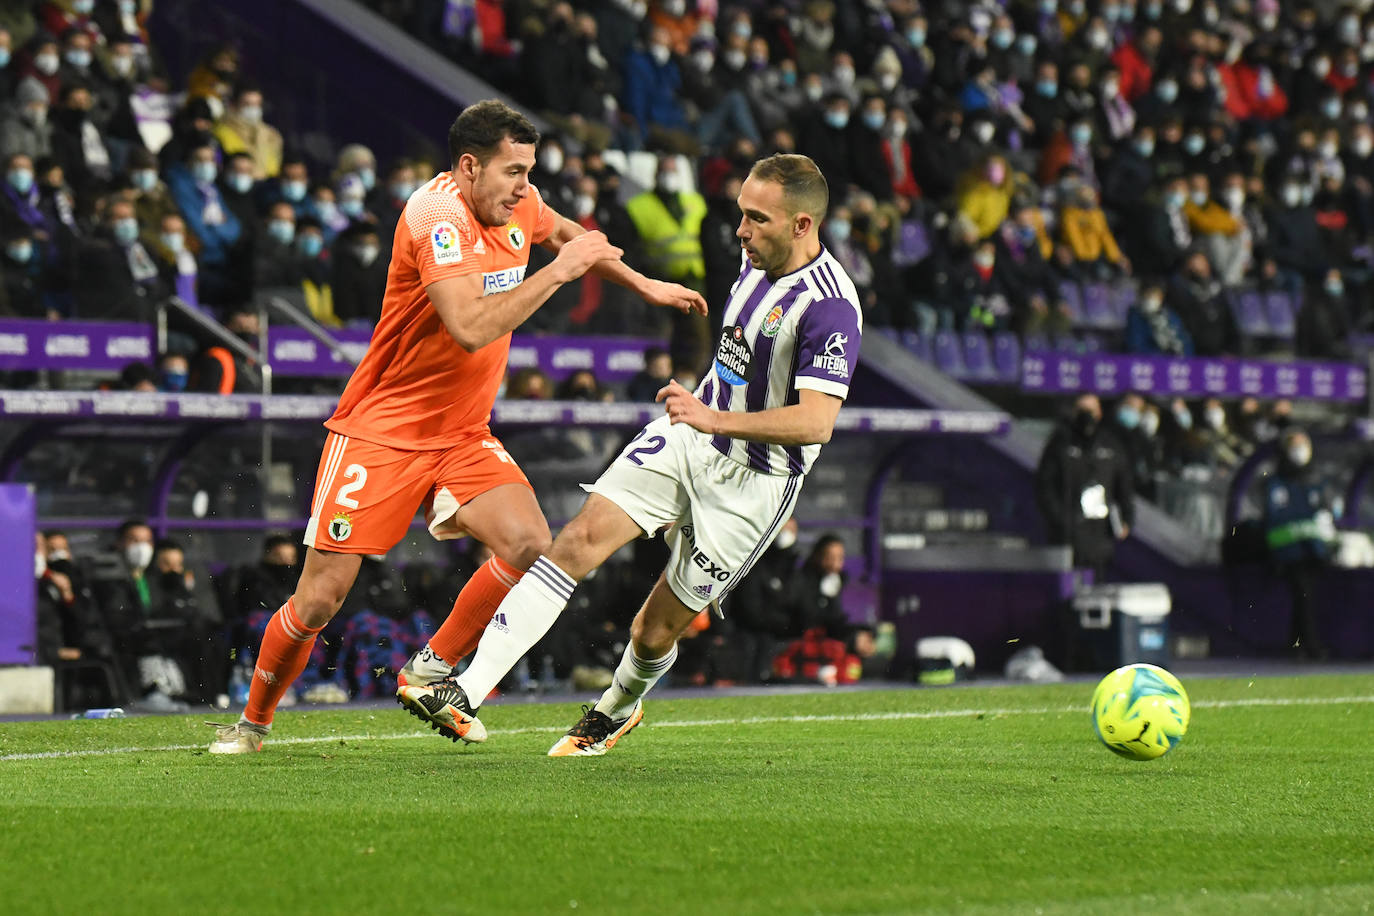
left=2, top=675, right=1372, bottom=915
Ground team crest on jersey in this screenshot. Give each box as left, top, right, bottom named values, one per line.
left=431, top=221, right=463, bottom=264
left=507, top=223, right=525, bottom=250
left=328, top=512, right=352, bottom=542
left=714, top=324, right=754, bottom=386
left=762, top=303, right=785, bottom=338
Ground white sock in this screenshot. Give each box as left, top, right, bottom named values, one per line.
left=594, top=642, right=677, bottom=721
left=454, top=556, right=575, bottom=705
left=409, top=645, right=452, bottom=682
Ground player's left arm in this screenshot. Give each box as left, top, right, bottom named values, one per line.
left=540, top=212, right=707, bottom=315
left=658, top=382, right=843, bottom=445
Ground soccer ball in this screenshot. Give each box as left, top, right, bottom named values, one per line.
left=1090, top=664, right=1190, bottom=760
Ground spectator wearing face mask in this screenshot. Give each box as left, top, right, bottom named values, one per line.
left=0, top=152, right=55, bottom=251
left=0, top=77, right=53, bottom=161
left=331, top=221, right=386, bottom=325
left=1169, top=250, right=1238, bottom=357
left=252, top=200, right=308, bottom=293
left=1262, top=428, right=1334, bottom=660
left=1, top=226, right=46, bottom=318
left=264, top=154, right=313, bottom=219
left=1109, top=393, right=1155, bottom=499
left=1038, top=118, right=1096, bottom=191
left=1101, top=127, right=1157, bottom=215
left=1265, top=175, right=1325, bottom=292
left=74, top=196, right=167, bottom=320
left=850, top=95, right=895, bottom=200
left=212, top=85, right=281, bottom=179
left=1021, top=59, right=1065, bottom=149
left=38, top=0, right=102, bottom=46
left=823, top=205, right=874, bottom=304
left=799, top=92, right=854, bottom=196
left=957, top=154, right=1017, bottom=240
left=1130, top=177, right=1192, bottom=277
left=156, top=351, right=190, bottom=393
left=150, top=211, right=198, bottom=306
left=165, top=141, right=242, bottom=305
left=125, top=147, right=176, bottom=232
left=19, top=33, right=62, bottom=103
left=1094, top=65, right=1136, bottom=143
left=1125, top=280, right=1193, bottom=356
left=1058, top=183, right=1129, bottom=279
left=1343, top=126, right=1374, bottom=242
left=623, top=25, right=697, bottom=154
left=1111, top=25, right=1163, bottom=103
left=48, top=80, right=111, bottom=202
left=216, top=152, right=258, bottom=232
left=290, top=215, right=336, bottom=326
left=1035, top=393, right=1134, bottom=578
left=368, top=159, right=418, bottom=249
left=1296, top=269, right=1353, bottom=361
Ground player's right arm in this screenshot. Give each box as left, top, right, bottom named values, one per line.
left=427, top=230, right=620, bottom=351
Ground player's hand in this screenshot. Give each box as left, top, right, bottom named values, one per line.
left=553, top=230, right=623, bottom=283
left=641, top=278, right=709, bottom=316
left=657, top=378, right=716, bottom=433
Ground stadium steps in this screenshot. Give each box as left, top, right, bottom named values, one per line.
left=860, top=332, right=1219, bottom=568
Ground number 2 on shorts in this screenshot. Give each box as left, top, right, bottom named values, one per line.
left=335, top=464, right=367, bottom=508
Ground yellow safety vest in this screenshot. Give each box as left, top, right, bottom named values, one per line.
left=625, top=190, right=707, bottom=282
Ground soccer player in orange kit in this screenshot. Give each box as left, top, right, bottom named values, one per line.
left=209, top=100, right=706, bottom=753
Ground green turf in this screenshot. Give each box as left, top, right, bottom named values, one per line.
left=2, top=675, right=1372, bottom=915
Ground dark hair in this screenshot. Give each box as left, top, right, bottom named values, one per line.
left=264, top=534, right=295, bottom=554
left=153, top=538, right=183, bottom=554
left=749, top=153, right=829, bottom=223
left=448, top=100, right=539, bottom=168
left=117, top=519, right=149, bottom=540
left=804, top=533, right=845, bottom=571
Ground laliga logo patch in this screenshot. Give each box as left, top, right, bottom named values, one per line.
left=328, top=512, right=352, bottom=542
left=762, top=303, right=785, bottom=338
left=507, top=223, right=525, bottom=250
left=431, top=221, right=462, bottom=264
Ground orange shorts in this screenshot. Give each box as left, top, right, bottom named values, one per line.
left=303, top=430, right=533, bottom=555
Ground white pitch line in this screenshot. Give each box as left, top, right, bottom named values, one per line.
left=1, top=694, right=1370, bottom=763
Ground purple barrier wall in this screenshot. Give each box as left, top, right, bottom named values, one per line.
left=0, top=319, right=662, bottom=383
left=1022, top=350, right=1368, bottom=401
left=0, top=484, right=37, bottom=665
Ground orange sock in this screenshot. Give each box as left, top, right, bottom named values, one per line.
left=428, top=556, right=524, bottom=664
left=243, top=599, right=324, bottom=727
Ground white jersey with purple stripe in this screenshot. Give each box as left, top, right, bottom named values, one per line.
left=696, top=246, right=863, bottom=476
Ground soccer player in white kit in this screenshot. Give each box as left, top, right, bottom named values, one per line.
left=397, top=153, right=863, bottom=754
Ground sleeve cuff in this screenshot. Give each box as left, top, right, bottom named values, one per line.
left=795, top=376, right=850, bottom=399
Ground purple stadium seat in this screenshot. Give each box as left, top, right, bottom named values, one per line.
left=1230, top=289, right=1269, bottom=337
left=1111, top=279, right=1138, bottom=325
left=933, top=330, right=968, bottom=378
left=891, top=220, right=932, bottom=268
left=1079, top=332, right=1105, bottom=352
left=1052, top=334, right=1081, bottom=352
left=1023, top=331, right=1051, bottom=353
left=875, top=326, right=900, bottom=342
left=1057, top=280, right=1085, bottom=325
left=992, top=331, right=1021, bottom=381
left=962, top=330, right=997, bottom=381
left=901, top=329, right=933, bottom=363
left=1264, top=290, right=1295, bottom=339
left=1081, top=282, right=1117, bottom=329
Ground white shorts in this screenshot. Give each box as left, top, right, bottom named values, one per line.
left=583, top=415, right=803, bottom=613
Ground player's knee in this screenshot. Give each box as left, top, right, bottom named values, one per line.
left=292, top=579, right=349, bottom=628
left=630, top=616, right=677, bottom=657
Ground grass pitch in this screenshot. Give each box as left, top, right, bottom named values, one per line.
left=2, top=675, right=1372, bottom=915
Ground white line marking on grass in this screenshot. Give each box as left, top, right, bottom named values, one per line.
left=2, top=694, right=1370, bottom=763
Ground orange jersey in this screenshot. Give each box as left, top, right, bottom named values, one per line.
left=325, top=172, right=557, bottom=449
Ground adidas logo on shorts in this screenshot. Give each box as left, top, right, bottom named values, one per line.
left=692, top=584, right=713, bottom=599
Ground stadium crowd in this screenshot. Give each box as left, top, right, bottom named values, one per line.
left=370, top=0, right=1374, bottom=363
left=35, top=521, right=889, bottom=710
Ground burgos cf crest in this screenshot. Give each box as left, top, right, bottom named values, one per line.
left=507, top=223, right=525, bottom=250
left=329, top=512, right=352, bottom=542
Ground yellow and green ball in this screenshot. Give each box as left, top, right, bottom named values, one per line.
left=1091, top=664, right=1190, bottom=760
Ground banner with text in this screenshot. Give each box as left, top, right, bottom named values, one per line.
left=1021, top=351, right=1367, bottom=402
